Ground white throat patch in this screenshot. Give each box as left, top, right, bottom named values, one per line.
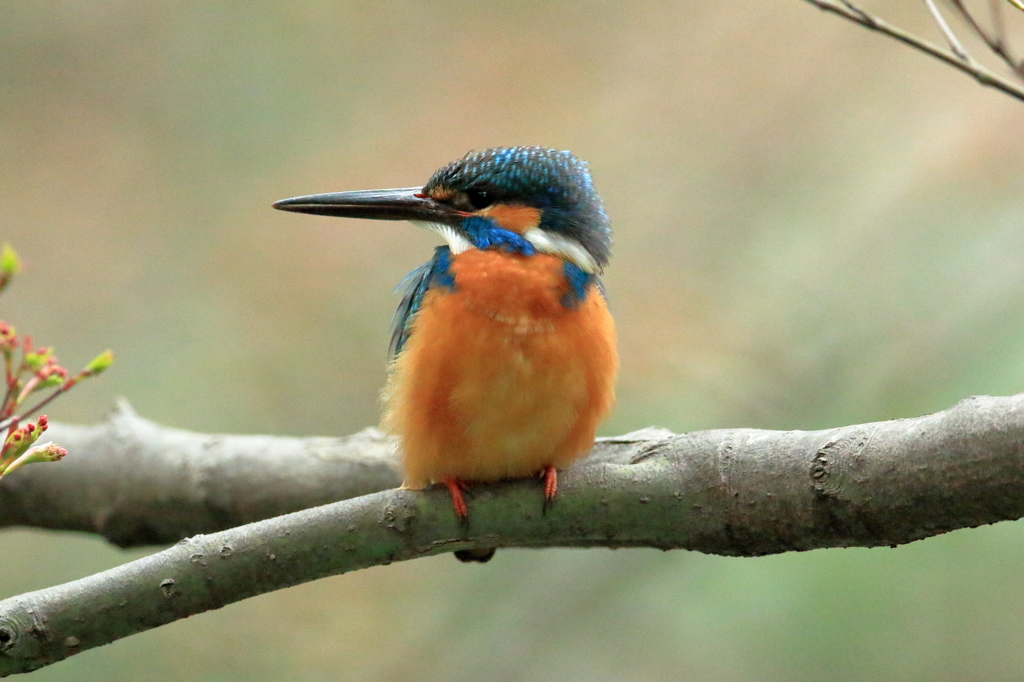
left=411, top=221, right=473, bottom=254
left=411, top=221, right=598, bottom=274
left=523, top=228, right=599, bottom=274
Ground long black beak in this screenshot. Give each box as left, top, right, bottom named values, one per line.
left=273, top=187, right=466, bottom=225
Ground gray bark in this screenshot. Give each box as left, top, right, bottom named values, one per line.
left=1, top=393, right=1024, bottom=675
left=0, top=401, right=401, bottom=546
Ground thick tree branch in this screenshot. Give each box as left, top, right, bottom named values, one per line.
left=2, top=394, right=1024, bottom=675
left=0, top=401, right=402, bottom=546
left=0, top=401, right=662, bottom=547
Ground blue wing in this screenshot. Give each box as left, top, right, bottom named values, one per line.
left=561, top=261, right=606, bottom=308
left=389, top=246, right=455, bottom=358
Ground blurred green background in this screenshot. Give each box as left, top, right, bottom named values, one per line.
left=4, top=1, right=1024, bottom=680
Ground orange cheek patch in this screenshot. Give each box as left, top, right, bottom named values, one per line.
left=480, top=204, right=542, bottom=234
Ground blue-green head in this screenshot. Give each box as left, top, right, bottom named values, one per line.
left=274, top=146, right=612, bottom=273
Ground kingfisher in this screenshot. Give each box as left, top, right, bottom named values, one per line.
left=274, top=147, right=617, bottom=554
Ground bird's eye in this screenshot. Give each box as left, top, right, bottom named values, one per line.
left=466, top=188, right=494, bottom=210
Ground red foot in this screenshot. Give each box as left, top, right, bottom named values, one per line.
left=541, top=465, right=558, bottom=505
left=443, top=477, right=469, bottom=521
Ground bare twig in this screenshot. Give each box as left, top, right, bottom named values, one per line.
left=804, top=0, right=1024, bottom=102
left=950, top=0, right=1024, bottom=79
left=990, top=0, right=1007, bottom=47
left=924, top=0, right=974, bottom=61
left=2, top=393, right=1024, bottom=674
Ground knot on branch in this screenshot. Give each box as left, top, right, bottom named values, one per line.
left=0, top=624, right=14, bottom=652
left=810, top=430, right=871, bottom=498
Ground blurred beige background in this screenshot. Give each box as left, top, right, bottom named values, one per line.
left=4, top=1, right=1024, bottom=680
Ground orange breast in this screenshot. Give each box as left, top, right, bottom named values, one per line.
left=383, top=249, right=617, bottom=488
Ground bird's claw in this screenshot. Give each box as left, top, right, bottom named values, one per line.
left=443, top=477, right=469, bottom=522
left=541, top=465, right=557, bottom=514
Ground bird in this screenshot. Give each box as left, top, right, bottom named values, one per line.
left=274, top=147, right=617, bottom=561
